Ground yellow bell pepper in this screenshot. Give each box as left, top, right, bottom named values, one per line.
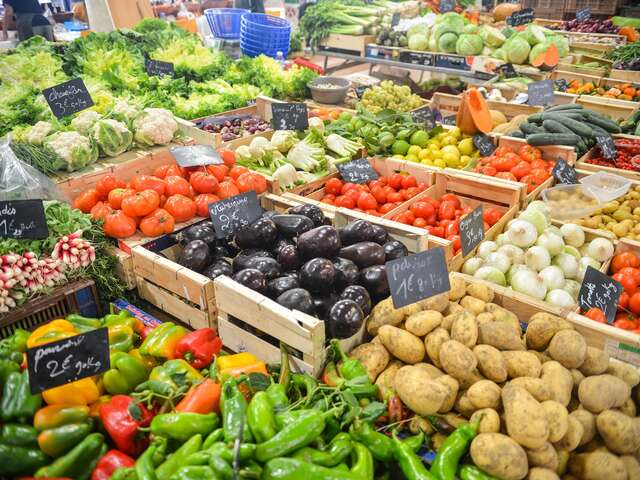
left=216, top=353, right=258, bottom=372
left=129, top=348, right=157, bottom=370
left=42, top=377, right=101, bottom=406
left=27, top=320, right=77, bottom=348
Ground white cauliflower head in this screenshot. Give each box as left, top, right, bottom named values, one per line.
left=71, top=110, right=101, bottom=135
left=44, top=131, right=98, bottom=172
left=91, top=119, right=133, bottom=157
left=113, top=99, right=140, bottom=122
left=133, top=108, right=178, bottom=146
left=26, top=121, right=54, bottom=145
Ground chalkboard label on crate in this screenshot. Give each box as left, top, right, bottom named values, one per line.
left=355, top=85, right=370, bottom=99
left=27, top=328, right=110, bottom=395
left=337, top=158, right=379, bottom=184
left=459, top=205, right=485, bottom=257
left=440, top=0, right=455, bottom=13
left=596, top=135, right=617, bottom=160
left=441, top=115, right=457, bottom=126
left=472, top=134, right=496, bottom=157
left=0, top=200, right=48, bottom=240
left=209, top=191, right=263, bottom=239
left=391, top=12, right=400, bottom=27
left=43, top=78, right=94, bottom=119
left=527, top=80, right=555, bottom=106
left=506, top=8, right=534, bottom=27
left=170, top=144, right=224, bottom=167
left=578, top=266, right=623, bottom=324
left=576, top=8, right=591, bottom=22
left=386, top=248, right=451, bottom=309
left=411, top=106, right=436, bottom=130
left=552, top=158, right=579, bottom=185
left=271, top=103, right=309, bottom=131
left=145, top=59, right=175, bottom=78
left=497, top=63, right=517, bottom=79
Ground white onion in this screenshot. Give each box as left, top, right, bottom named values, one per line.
left=525, top=246, right=551, bottom=271
left=474, top=266, right=506, bottom=286
left=511, top=270, right=547, bottom=300
left=587, top=238, right=614, bottom=262
left=519, top=209, right=549, bottom=234
left=508, top=220, right=538, bottom=248
left=539, top=265, right=565, bottom=290
left=563, top=279, right=581, bottom=300
left=560, top=224, right=585, bottom=247
left=553, top=253, right=579, bottom=279
left=579, top=244, right=590, bottom=257
left=545, top=225, right=562, bottom=237
left=536, top=232, right=564, bottom=256
left=478, top=241, right=498, bottom=260
left=579, top=256, right=601, bottom=271
left=495, top=232, right=511, bottom=247
left=506, top=264, right=532, bottom=285
left=546, top=289, right=576, bottom=308
left=462, top=257, right=484, bottom=275
left=576, top=265, right=588, bottom=283
left=528, top=200, right=551, bottom=220
left=564, top=245, right=581, bottom=259
left=485, top=252, right=511, bottom=273
left=497, top=245, right=524, bottom=265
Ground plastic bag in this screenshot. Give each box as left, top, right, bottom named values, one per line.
left=0, top=137, right=67, bottom=202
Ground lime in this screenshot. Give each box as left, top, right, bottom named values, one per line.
left=405, top=154, right=419, bottom=163
left=409, top=130, right=429, bottom=148
left=407, top=145, right=422, bottom=157
left=391, top=140, right=410, bottom=156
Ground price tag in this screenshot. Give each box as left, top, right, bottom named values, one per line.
left=43, top=78, right=94, bottom=119
left=337, top=158, right=379, bottom=184
left=145, top=59, right=174, bottom=77
left=355, top=85, right=370, bottom=99
left=552, top=158, right=579, bottom=185
left=596, top=135, right=617, bottom=160
left=576, top=8, right=590, bottom=22
left=498, top=63, right=517, bottom=78
left=441, top=115, right=457, bottom=126
left=578, top=266, right=623, bottom=324
left=440, top=0, right=455, bottom=12
left=27, top=328, right=110, bottom=394
left=170, top=145, right=223, bottom=167
left=271, top=103, right=309, bottom=131
left=435, top=54, right=471, bottom=71
left=506, top=8, right=534, bottom=26
left=386, top=247, right=451, bottom=309
left=472, top=134, right=496, bottom=157
left=209, top=191, right=263, bottom=239
left=411, top=106, right=435, bottom=130
left=0, top=200, right=48, bottom=240
left=399, top=51, right=434, bottom=66
left=554, top=78, right=569, bottom=92
left=527, top=80, right=555, bottom=106
left=391, top=12, right=400, bottom=27
left=459, top=205, right=484, bottom=257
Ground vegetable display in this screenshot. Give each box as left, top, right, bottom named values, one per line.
left=605, top=40, right=640, bottom=70
left=555, top=18, right=619, bottom=34
left=562, top=79, right=640, bottom=102
left=583, top=137, right=640, bottom=172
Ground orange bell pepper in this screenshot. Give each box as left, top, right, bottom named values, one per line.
left=175, top=378, right=221, bottom=414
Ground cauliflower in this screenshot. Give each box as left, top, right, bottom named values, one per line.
left=44, top=131, right=98, bottom=172
left=91, top=119, right=133, bottom=157
left=71, top=110, right=101, bottom=135
left=112, top=100, right=140, bottom=123
left=26, top=121, right=54, bottom=145
left=133, top=108, right=178, bottom=146
left=270, top=130, right=298, bottom=153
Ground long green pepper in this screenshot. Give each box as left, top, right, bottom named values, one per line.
left=0, top=370, right=42, bottom=423
left=247, top=391, right=277, bottom=443
left=458, top=464, right=499, bottom=480
left=349, top=419, right=393, bottom=462
left=331, top=339, right=368, bottom=380
left=220, top=377, right=252, bottom=443
left=350, top=442, right=374, bottom=480
left=292, top=432, right=353, bottom=467
left=156, top=434, right=202, bottom=480
left=262, top=457, right=363, bottom=480
left=431, top=420, right=479, bottom=480
left=392, top=432, right=437, bottom=480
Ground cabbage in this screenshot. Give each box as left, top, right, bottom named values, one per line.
left=502, top=26, right=517, bottom=39
left=428, top=34, right=438, bottom=52
left=91, top=119, right=133, bottom=157
left=408, top=23, right=429, bottom=38
left=482, top=46, right=493, bottom=56
left=433, top=13, right=464, bottom=39
left=493, top=48, right=506, bottom=61
left=529, top=42, right=550, bottom=64
left=545, top=35, right=569, bottom=57
left=438, top=32, right=459, bottom=53
left=463, top=24, right=479, bottom=34
left=409, top=33, right=429, bottom=51
left=480, top=25, right=506, bottom=48
left=456, top=34, right=483, bottom=55
left=505, top=36, right=531, bottom=65
left=523, top=25, right=546, bottom=46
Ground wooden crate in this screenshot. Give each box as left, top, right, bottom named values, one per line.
left=610, top=70, right=640, bottom=84
left=575, top=96, right=639, bottom=122
left=108, top=245, right=136, bottom=290
left=557, top=54, right=612, bottom=78
left=577, top=135, right=640, bottom=182
left=550, top=70, right=603, bottom=87
left=319, top=34, right=376, bottom=56
left=600, top=77, right=640, bottom=92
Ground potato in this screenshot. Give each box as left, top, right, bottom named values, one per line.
left=578, top=347, right=609, bottom=376
left=527, top=468, right=560, bottom=480
left=435, top=374, right=459, bottom=413
left=425, top=327, right=450, bottom=368
left=503, top=351, right=542, bottom=378
left=460, top=295, right=486, bottom=315
left=548, top=330, right=587, bottom=369
left=618, top=397, right=637, bottom=417
left=393, top=365, right=449, bottom=416
left=553, top=416, right=584, bottom=452
left=350, top=342, right=389, bottom=382
left=413, top=362, right=444, bottom=379
left=466, top=283, right=495, bottom=303
left=470, top=433, right=529, bottom=480
left=596, top=409, right=640, bottom=454
left=607, top=361, right=640, bottom=387
left=451, top=311, right=478, bottom=348
left=568, top=451, right=628, bottom=480
left=510, top=377, right=551, bottom=402
left=570, top=369, right=584, bottom=394
left=418, top=291, right=449, bottom=313
left=470, top=408, right=500, bottom=433
left=441, top=312, right=457, bottom=332
left=541, top=361, right=573, bottom=406
left=526, top=443, right=559, bottom=471
left=479, top=321, right=524, bottom=351
left=409, top=416, right=434, bottom=435
left=375, top=359, right=403, bottom=400
left=525, top=313, right=572, bottom=351
left=443, top=412, right=468, bottom=428
left=486, top=303, right=520, bottom=332
left=569, top=409, right=595, bottom=447
left=620, top=455, right=640, bottom=480
left=476, top=312, right=495, bottom=325
left=556, top=450, right=570, bottom=477
left=368, top=297, right=406, bottom=335
left=378, top=325, right=425, bottom=364
left=541, top=401, right=569, bottom=443
left=445, top=302, right=465, bottom=316
left=405, top=310, right=443, bottom=337
left=457, top=369, right=486, bottom=390
left=578, top=374, right=631, bottom=413
left=467, top=380, right=501, bottom=410
left=503, top=384, right=549, bottom=449
left=439, top=340, right=477, bottom=381
left=454, top=391, right=476, bottom=418
left=474, top=345, right=508, bottom=383
left=449, top=275, right=466, bottom=301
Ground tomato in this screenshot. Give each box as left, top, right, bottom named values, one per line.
left=107, top=188, right=134, bottom=210
left=227, top=166, right=248, bottom=181
left=493, top=146, right=513, bottom=157
left=510, top=161, right=532, bottom=180
left=530, top=168, right=550, bottom=184
left=618, top=291, right=630, bottom=311
left=164, top=194, right=196, bottom=222
left=401, top=175, right=417, bottom=189
left=612, top=251, right=640, bottom=272
left=193, top=194, right=220, bottom=217
left=90, top=201, right=113, bottom=221
left=378, top=202, right=396, bottom=214
left=396, top=211, right=415, bottom=225
left=438, top=201, right=456, bottom=220
left=153, top=165, right=171, bottom=179
left=73, top=189, right=100, bottom=213
left=519, top=174, right=540, bottom=194
left=495, top=172, right=517, bottom=182
left=441, top=194, right=461, bottom=209
left=335, top=195, right=356, bottom=209
left=344, top=188, right=361, bottom=202
left=164, top=175, right=191, bottom=197
left=628, top=291, right=640, bottom=315
left=584, top=307, right=606, bottom=323
left=236, top=172, right=267, bottom=194
left=218, top=148, right=236, bottom=167
left=96, top=175, right=125, bottom=199
left=189, top=172, right=219, bottom=194
left=448, top=234, right=461, bottom=252
left=491, top=156, right=517, bottom=172
left=321, top=197, right=335, bottom=205
left=445, top=220, right=459, bottom=236
left=166, top=165, right=187, bottom=178
left=386, top=191, right=404, bottom=203
left=217, top=181, right=241, bottom=199
left=483, top=208, right=501, bottom=227
left=388, top=173, right=404, bottom=190
left=413, top=217, right=427, bottom=228
left=357, top=192, right=377, bottom=210
left=103, top=210, right=137, bottom=239
left=370, top=186, right=387, bottom=204
left=207, top=164, right=230, bottom=182
left=140, top=209, right=175, bottom=237
left=479, top=165, right=498, bottom=176
left=530, top=159, right=548, bottom=171
left=423, top=197, right=440, bottom=210
left=427, top=226, right=445, bottom=237
left=612, top=272, right=638, bottom=295
left=341, top=182, right=359, bottom=195
left=368, top=180, right=383, bottom=190
left=410, top=201, right=435, bottom=219
left=121, top=189, right=161, bottom=218
left=365, top=209, right=381, bottom=217
left=405, top=187, right=421, bottom=199
left=325, top=178, right=344, bottom=196
left=614, top=312, right=637, bottom=330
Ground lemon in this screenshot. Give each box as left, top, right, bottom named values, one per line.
left=427, top=140, right=440, bottom=149
left=392, top=154, right=405, bottom=159
left=442, top=152, right=460, bottom=168
left=407, top=145, right=422, bottom=157
left=449, top=127, right=462, bottom=139
left=405, top=154, right=419, bottom=163
left=458, top=138, right=474, bottom=156
left=431, top=150, right=443, bottom=160
left=421, top=158, right=434, bottom=166
left=440, top=136, right=456, bottom=146
left=441, top=145, right=460, bottom=158
left=433, top=158, right=447, bottom=168
left=460, top=155, right=472, bottom=166
left=418, top=149, right=430, bottom=160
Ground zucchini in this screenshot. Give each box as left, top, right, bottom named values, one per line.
left=526, top=133, right=581, bottom=146
left=584, top=122, right=609, bottom=137
left=545, top=104, right=584, bottom=112
left=582, top=112, right=621, bottom=133
left=527, top=113, right=543, bottom=124
left=507, top=130, right=525, bottom=138
left=542, top=119, right=574, bottom=135
left=520, top=122, right=545, bottom=135
left=549, top=114, right=595, bottom=138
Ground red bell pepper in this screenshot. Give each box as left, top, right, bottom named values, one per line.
left=140, top=325, right=156, bottom=341
left=100, top=395, right=154, bottom=457
left=174, top=328, right=222, bottom=369
left=91, top=450, right=135, bottom=480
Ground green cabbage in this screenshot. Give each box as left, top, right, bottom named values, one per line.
left=463, top=24, right=479, bottom=34
left=433, top=13, right=464, bottom=40
left=408, top=33, right=429, bottom=51
left=456, top=34, right=484, bottom=56
left=408, top=23, right=430, bottom=38
left=480, top=26, right=506, bottom=48
left=428, top=34, right=438, bottom=52
left=502, top=26, right=517, bottom=39
left=505, top=37, right=531, bottom=65
left=493, top=48, right=506, bottom=61
left=523, top=25, right=546, bottom=46
left=438, top=32, right=459, bottom=53
left=92, top=119, right=133, bottom=157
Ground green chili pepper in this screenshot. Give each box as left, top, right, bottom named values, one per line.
left=220, top=377, right=252, bottom=443
left=170, top=465, right=215, bottom=480
left=290, top=373, right=318, bottom=397
left=265, top=383, right=288, bottom=411
left=0, top=443, right=49, bottom=477
left=431, top=420, right=479, bottom=480
left=151, top=413, right=219, bottom=443
left=0, top=423, right=38, bottom=447
left=262, top=457, right=362, bottom=480
left=404, top=432, right=425, bottom=453
left=136, top=441, right=160, bottom=480
left=183, top=450, right=210, bottom=467
left=156, top=434, right=202, bottom=480
left=66, top=314, right=102, bottom=331
left=331, top=339, right=368, bottom=381
left=207, top=442, right=256, bottom=462
left=458, top=465, right=499, bottom=480
left=209, top=454, right=233, bottom=480
left=350, top=442, right=374, bottom=480
left=202, top=428, right=224, bottom=450
left=349, top=419, right=393, bottom=462
left=35, top=432, right=106, bottom=480
left=392, top=432, right=437, bottom=480
left=0, top=358, right=20, bottom=388
left=111, top=467, right=137, bottom=480
left=292, top=432, right=353, bottom=467
left=247, top=391, right=277, bottom=443
left=240, top=460, right=262, bottom=479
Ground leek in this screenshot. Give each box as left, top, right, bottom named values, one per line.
left=330, top=25, right=365, bottom=35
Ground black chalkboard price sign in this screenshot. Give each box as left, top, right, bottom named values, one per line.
left=27, top=327, right=110, bottom=394
left=386, top=247, right=451, bottom=309
left=440, top=0, right=455, bottom=12
left=498, top=63, right=517, bottom=79
left=271, top=103, right=309, bottom=131
left=596, top=135, right=617, bottom=160
left=411, top=106, right=436, bottom=130
left=337, top=158, right=380, bottom=184
left=170, top=144, right=223, bottom=167
left=145, top=59, right=175, bottom=78
left=209, top=191, right=263, bottom=239
left=527, top=80, right=555, bottom=106
left=43, top=78, right=94, bottom=119
left=472, top=134, right=496, bottom=157
left=552, top=158, right=579, bottom=185
left=578, top=266, right=623, bottom=324
left=506, top=8, right=534, bottom=26
left=391, top=12, right=400, bottom=27
left=459, top=205, right=485, bottom=257
left=576, top=8, right=590, bottom=22
left=0, top=200, right=48, bottom=240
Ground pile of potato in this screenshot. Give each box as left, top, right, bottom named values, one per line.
left=350, top=273, right=640, bottom=480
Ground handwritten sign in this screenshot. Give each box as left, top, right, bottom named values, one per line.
left=411, top=106, right=435, bottom=130
left=497, top=63, right=517, bottom=79
left=459, top=206, right=484, bottom=257
left=576, top=8, right=590, bottom=22
left=0, top=200, right=48, bottom=240
left=209, top=191, right=263, bottom=239
left=578, top=266, right=623, bottom=324
left=527, top=80, right=555, bottom=106
left=145, top=59, right=175, bottom=78
left=552, top=158, right=579, bottom=185
left=271, top=103, right=309, bottom=131
left=170, top=144, right=223, bottom=167
left=391, top=12, right=400, bottom=27
left=355, top=85, right=370, bottom=99
left=386, top=248, right=450, bottom=308
left=43, top=78, right=94, bottom=119
left=27, top=328, right=110, bottom=394
left=596, top=135, right=617, bottom=160
left=473, top=134, right=496, bottom=157
left=440, top=0, right=455, bottom=12
left=506, top=8, right=534, bottom=26
left=441, top=115, right=457, bottom=126
left=337, top=158, right=379, bottom=184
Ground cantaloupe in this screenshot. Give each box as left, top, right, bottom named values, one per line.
left=489, top=110, right=508, bottom=128
left=457, top=89, right=493, bottom=135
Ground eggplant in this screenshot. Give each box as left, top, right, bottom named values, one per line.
left=271, top=214, right=315, bottom=238
left=359, top=265, right=389, bottom=299
left=339, top=242, right=385, bottom=269
left=277, top=244, right=301, bottom=271
left=232, top=268, right=266, bottom=292
left=312, top=293, right=338, bottom=320
left=262, top=211, right=278, bottom=219
left=272, top=237, right=295, bottom=256
left=288, top=204, right=326, bottom=227
left=276, top=288, right=314, bottom=315
left=235, top=217, right=278, bottom=250
left=340, top=285, right=372, bottom=316
left=232, top=249, right=273, bottom=272
left=370, top=224, right=389, bottom=245
left=266, top=275, right=300, bottom=299
left=210, top=245, right=231, bottom=261
left=383, top=240, right=408, bottom=261
left=300, top=258, right=336, bottom=293
left=182, top=223, right=216, bottom=245
left=326, top=300, right=364, bottom=339
left=243, top=256, right=282, bottom=280
left=333, top=257, right=359, bottom=290
left=339, top=220, right=376, bottom=246
left=297, top=226, right=341, bottom=260
left=178, top=240, right=212, bottom=273
left=202, top=260, right=233, bottom=280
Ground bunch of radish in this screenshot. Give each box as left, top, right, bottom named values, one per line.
left=52, top=230, right=96, bottom=269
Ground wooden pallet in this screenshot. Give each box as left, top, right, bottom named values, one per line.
left=610, top=69, right=640, bottom=84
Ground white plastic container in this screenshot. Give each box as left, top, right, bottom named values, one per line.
left=541, top=184, right=602, bottom=220
left=579, top=172, right=632, bottom=203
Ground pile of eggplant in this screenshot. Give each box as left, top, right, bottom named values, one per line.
left=176, top=204, right=409, bottom=339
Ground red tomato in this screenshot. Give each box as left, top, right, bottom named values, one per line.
left=401, top=175, right=417, bottom=189
left=399, top=211, right=415, bottom=225
left=96, top=175, right=125, bottom=199
left=584, top=308, right=606, bottom=323
left=190, top=172, right=219, bottom=194
left=612, top=272, right=638, bottom=295
left=493, top=146, right=513, bottom=157
left=495, top=172, right=517, bottom=182
left=424, top=197, right=440, bottom=210
left=218, top=148, right=236, bottom=167
left=165, top=165, right=186, bottom=178
left=520, top=174, right=540, bottom=194
left=217, top=181, right=240, bottom=199
left=165, top=176, right=191, bottom=197
left=370, top=186, right=387, bottom=204
left=483, top=208, right=501, bottom=227
left=438, top=201, right=456, bottom=220
left=237, top=172, right=268, bottom=194
left=617, top=267, right=640, bottom=284
left=365, top=209, right=380, bottom=217
left=510, top=161, right=532, bottom=180
left=518, top=145, right=541, bottom=162
left=530, top=168, right=550, bottom=184
left=341, top=182, right=359, bottom=195
left=445, top=220, right=459, bottom=236
left=344, top=188, right=361, bottom=202
left=129, top=175, right=166, bottom=196
left=628, top=292, right=640, bottom=315
left=618, top=291, right=630, bottom=311
left=229, top=166, right=250, bottom=181
left=73, top=189, right=100, bottom=213
left=321, top=197, right=335, bottom=205
left=612, top=252, right=640, bottom=273
left=334, top=195, right=356, bottom=209
left=480, top=166, right=498, bottom=176
left=194, top=193, right=220, bottom=217
left=614, top=312, right=637, bottom=330
left=164, top=194, right=196, bottom=223
left=325, top=178, right=344, bottom=196
left=491, top=156, right=517, bottom=172
left=530, top=159, right=548, bottom=170
left=441, top=194, right=461, bottom=209
left=387, top=191, right=404, bottom=203
left=378, top=203, right=397, bottom=214
left=427, top=226, right=445, bottom=237
left=388, top=173, right=404, bottom=190
left=410, top=201, right=435, bottom=219
left=405, top=186, right=421, bottom=199
left=448, top=234, right=461, bottom=252
left=153, top=165, right=171, bottom=179
left=413, top=217, right=427, bottom=228
left=322, top=194, right=336, bottom=201
left=357, top=192, right=377, bottom=210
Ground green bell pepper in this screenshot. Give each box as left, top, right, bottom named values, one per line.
left=103, top=351, right=150, bottom=395
left=140, top=322, right=187, bottom=358
left=0, top=423, right=39, bottom=447
left=0, top=443, right=49, bottom=477
left=149, top=359, right=203, bottom=392
left=109, top=325, right=135, bottom=352
left=0, top=370, right=42, bottom=423
left=1, top=328, right=29, bottom=353
left=0, top=358, right=20, bottom=388
left=170, top=465, right=216, bottom=480
left=35, top=432, right=107, bottom=480
left=151, top=412, right=219, bottom=442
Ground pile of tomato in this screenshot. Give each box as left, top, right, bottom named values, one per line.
left=583, top=250, right=640, bottom=333
left=72, top=149, right=268, bottom=239
left=474, top=145, right=554, bottom=193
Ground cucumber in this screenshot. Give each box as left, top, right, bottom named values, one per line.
left=583, top=112, right=621, bottom=133
left=520, top=122, right=545, bottom=135
left=526, top=133, right=581, bottom=146
left=545, top=104, right=584, bottom=112
left=549, top=114, right=595, bottom=138
left=584, top=122, right=609, bottom=137
left=527, top=113, right=543, bottom=124
left=542, top=119, right=574, bottom=135
left=507, top=130, right=525, bottom=138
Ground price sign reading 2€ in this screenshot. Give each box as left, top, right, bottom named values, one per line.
left=271, top=103, right=309, bottom=131
left=209, top=191, right=263, bottom=239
